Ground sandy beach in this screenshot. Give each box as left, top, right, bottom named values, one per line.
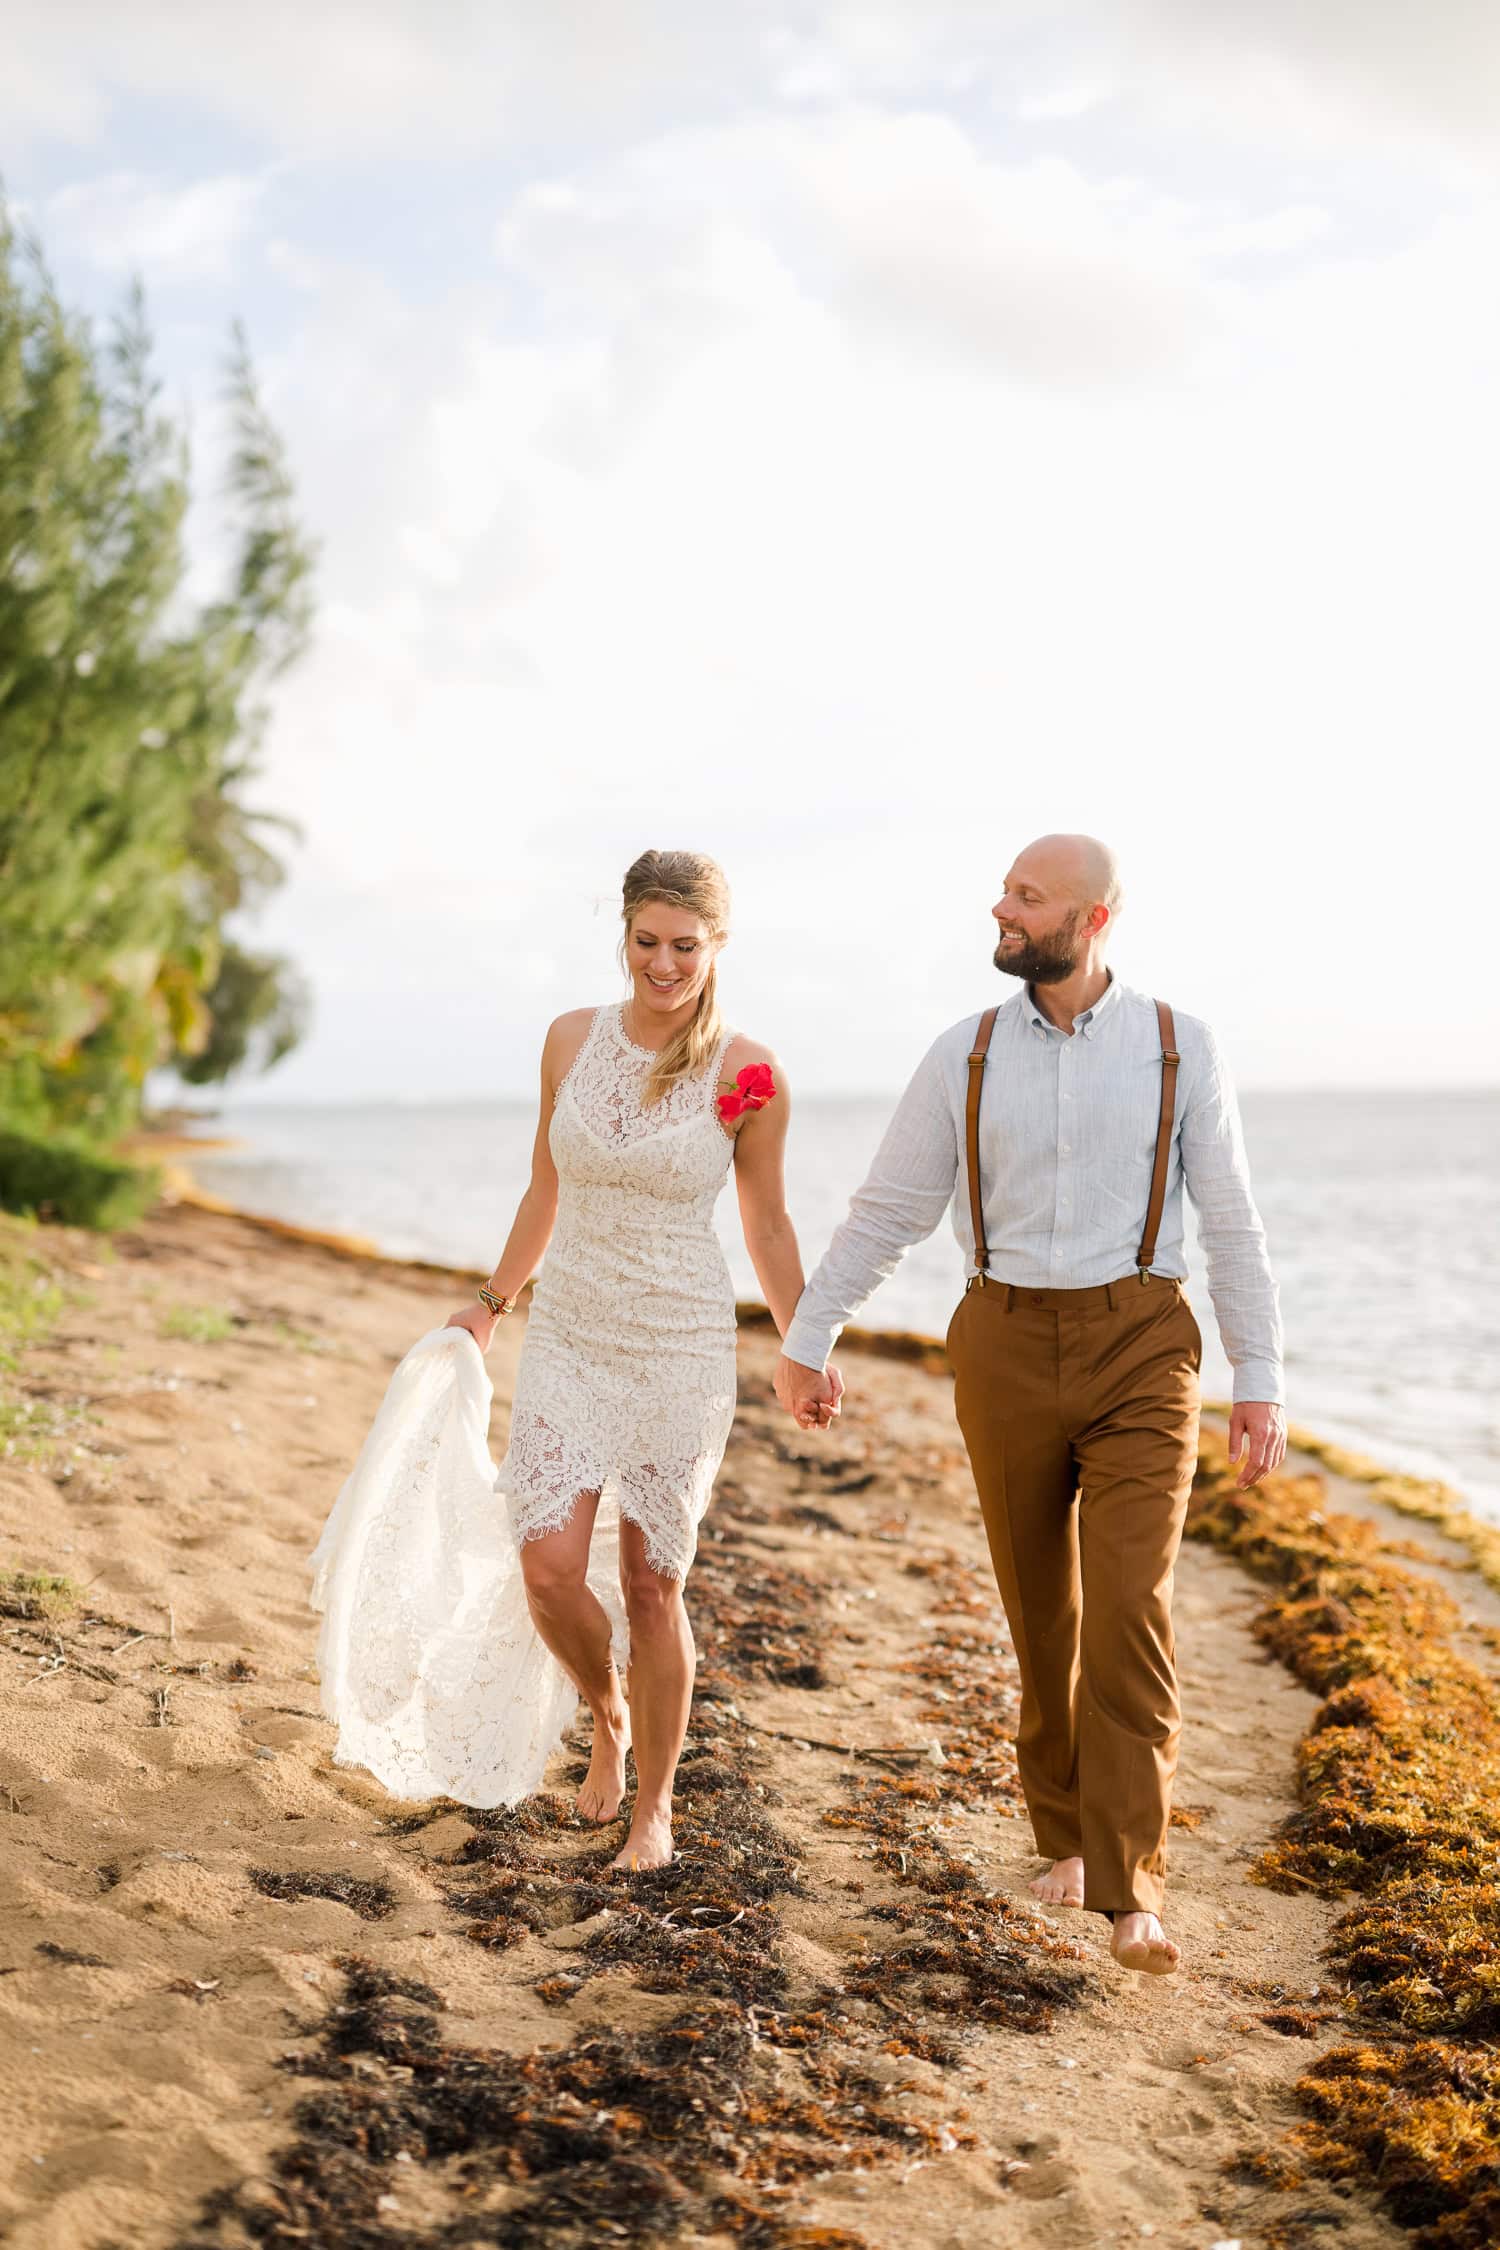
left=2, top=1194, right=1496, bottom=2249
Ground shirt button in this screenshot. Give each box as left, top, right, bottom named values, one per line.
left=1061, top=1143, right=1071, bottom=1153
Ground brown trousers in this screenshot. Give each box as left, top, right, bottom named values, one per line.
left=946, top=1270, right=1201, bottom=1916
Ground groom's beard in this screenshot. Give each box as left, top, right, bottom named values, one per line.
left=993, top=912, right=1085, bottom=985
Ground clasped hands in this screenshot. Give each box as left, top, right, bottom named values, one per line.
left=773, top=1354, right=845, bottom=1433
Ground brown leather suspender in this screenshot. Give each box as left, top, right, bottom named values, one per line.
left=965, top=1006, right=1000, bottom=1280
left=1136, top=999, right=1179, bottom=1280
left=962, top=997, right=1179, bottom=1289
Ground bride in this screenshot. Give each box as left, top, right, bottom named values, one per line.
left=309, top=849, right=839, bottom=1870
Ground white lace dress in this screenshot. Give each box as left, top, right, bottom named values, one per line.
left=306, top=1003, right=740, bottom=1807
left=499, top=1001, right=740, bottom=1579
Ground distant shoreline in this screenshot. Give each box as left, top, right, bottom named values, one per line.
left=142, top=1123, right=1500, bottom=1580
left=153, top=1082, right=1500, bottom=1116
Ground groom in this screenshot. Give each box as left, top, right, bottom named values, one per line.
left=774, top=834, right=1285, bottom=1975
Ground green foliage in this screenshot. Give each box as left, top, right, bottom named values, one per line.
left=0, top=1220, right=64, bottom=1365
left=0, top=1568, right=79, bottom=1619
left=0, top=1214, right=81, bottom=1461
left=160, top=1301, right=234, bottom=1342
left=0, top=206, right=316, bottom=1148
left=175, top=935, right=310, bottom=1082
left=0, top=1125, right=158, bottom=1229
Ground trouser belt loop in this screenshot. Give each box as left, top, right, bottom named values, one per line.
left=1004, top=1282, right=1016, bottom=1312
left=1103, top=1279, right=1115, bottom=1311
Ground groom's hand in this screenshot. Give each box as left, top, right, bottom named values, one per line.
left=774, top=1353, right=841, bottom=1432
left=1229, top=1401, right=1286, bottom=1489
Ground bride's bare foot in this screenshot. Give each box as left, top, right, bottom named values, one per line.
left=1109, top=1910, right=1180, bottom=1975
left=1029, top=1855, right=1085, bottom=1908
left=575, top=1707, right=630, bottom=1823
left=608, top=1806, right=674, bottom=1872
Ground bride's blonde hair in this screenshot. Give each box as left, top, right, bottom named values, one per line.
left=619, top=850, right=731, bottom=1105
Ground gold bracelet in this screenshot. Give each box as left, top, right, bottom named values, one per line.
left=477, top=1284, right=515, bottom=1318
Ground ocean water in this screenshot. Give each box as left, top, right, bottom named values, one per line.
left=183, top=1090, right=1500, bottom=1524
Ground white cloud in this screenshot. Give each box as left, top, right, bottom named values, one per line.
left=1015, top=83, right=1110, bottom=123
left=1194, top=203, right=1335, bottom=259
left=0, top=1, right=773, bottom=158
left=790, top=116, right=1207, bottom=384
left=46, top=169, right=270, bottom=279
left=4, top=1, right=1500, bottom=184
left=1116, top=0, right=1500, bottom=171
left=6, top=5, right=1497, bottom=1094
left=217, top=88, right=1495, bottom=1096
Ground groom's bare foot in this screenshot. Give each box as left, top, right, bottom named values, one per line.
left=609, top=1807, right=674, bottom=1872
left=575, top=1708, right=629, bottom=1823
left=1110, top=1911, right=1180, bottom=1975
left=1029, top=1855, right=1085, bottom=1907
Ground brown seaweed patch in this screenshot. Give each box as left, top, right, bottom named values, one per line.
left=1258, top=2008, right=1323, bottom=2038
left=173, top=1956, right=953, bottom=2249
left=36, top=1939, right=109, bottom=1966
left=175, top=1382, right=993, bottom=2245
left=694, top=1521, right=832, bottom=1689
left=248, top=1868, right=398, bottom=1921
left=1188, top=1433, right=1500, bottom=2244
left=780, top=1502, right=848, bottom=1533
left=580, top=1895, right=789, bottom=2008
left=850, top=1891, right=1089, bottom=2033
left=819, top=1532, right=1093, bottom=2040
left=1283, top=1421, right=1500, bottom=1597
left=1292, top=2041, right=1500, bottom=2248
left=1325, top=1883, right=1500, bottom=2039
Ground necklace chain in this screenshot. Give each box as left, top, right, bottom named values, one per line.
left=618, top=998, right=665, bottom=1058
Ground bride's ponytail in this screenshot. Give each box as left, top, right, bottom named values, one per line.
left=619, top=850, right=731, bottom=1105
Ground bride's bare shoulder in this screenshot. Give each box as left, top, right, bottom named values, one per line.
left=719, top=1031, right=782, bottom=1080
left=543, top=1005, right=605, bottom=1076
left=547, top=1005, right=602, bottom=1041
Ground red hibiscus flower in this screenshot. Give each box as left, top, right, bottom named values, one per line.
left=717, top=1062, right=777, bottom=1121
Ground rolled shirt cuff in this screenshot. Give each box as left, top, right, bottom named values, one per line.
left=1231, top=1360, right=1285, bottom=1408
left=781, top=1312, right=838, bottom=1373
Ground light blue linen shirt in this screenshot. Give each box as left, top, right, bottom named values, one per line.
left=783, top=973, right=1284, bottom=1404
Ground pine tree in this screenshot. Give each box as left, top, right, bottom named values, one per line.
left=0, top=204, right=315, bottom=1144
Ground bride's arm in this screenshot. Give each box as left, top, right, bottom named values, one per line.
left=728, top=1043, right=808, bottom=1343
left=446, top=1012, right=586, bottom=1348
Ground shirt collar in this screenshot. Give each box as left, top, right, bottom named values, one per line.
left=1023, top=968, right=1120, bottom=1039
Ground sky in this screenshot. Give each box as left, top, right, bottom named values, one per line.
left=6, top=2, right=1497, bottom=1099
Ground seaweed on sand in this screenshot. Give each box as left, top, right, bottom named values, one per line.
left=172, top=1427, right=1029, bottom=2249
left=1295, top=2043, right=1500, bottom=2248
left=692, top=1516, right=831, bottom=1689
left=249, top=1868, right=399, bottom=1922
left=1189, top=1433, right=1500, bottom=2249
left=570, top=1820, right=798, bottom=2010
left=180, top=1955, right=910, bottom=2248
left=821, top=1537, right=1094, bottom=2042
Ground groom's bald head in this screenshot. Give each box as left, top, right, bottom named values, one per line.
left=1023, top=833, right=1123, bottom=921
